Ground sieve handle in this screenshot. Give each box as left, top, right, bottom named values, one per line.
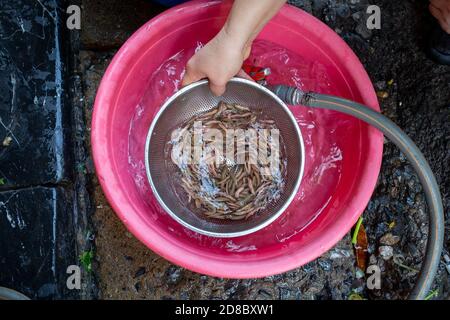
left=268, top=84, right=444, bottom=301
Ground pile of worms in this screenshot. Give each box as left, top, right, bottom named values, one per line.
left=168, top=101, right=286, bottom=221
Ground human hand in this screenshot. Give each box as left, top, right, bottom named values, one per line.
left=430, top=0, right=450, bottom=34
left=181, top=28, right=252, bottom=96
left=182, top=0, right=286, bottom=95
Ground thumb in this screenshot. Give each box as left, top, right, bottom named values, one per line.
left=209, top=81, right=227, bottom=96
left=181, top=66, right=203, bottom=87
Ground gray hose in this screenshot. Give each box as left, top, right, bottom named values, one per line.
left=0, top=287, right=30, bottom=300
left=269, top=85, right=444, bottom=300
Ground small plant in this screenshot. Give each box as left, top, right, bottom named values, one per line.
left=79, top=250, right=94, bottom=273
left=352, top=217, right=364, bottom=245
left=348, top=293, right=364, bottom=300
left=424, top=289, right=438, bottom=300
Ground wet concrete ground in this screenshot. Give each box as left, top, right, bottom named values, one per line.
left=78, top=0, right=450, bottom=299
left=0, top=0, right=82, bottom=299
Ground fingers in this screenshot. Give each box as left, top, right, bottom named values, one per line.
left=184, top=69, right=254, bottom=96
left=182, top=65, right=228, bottom=96
left=181, top=71, right=202, bottom=87
left=181, top=61, right=203, bottom=87
left=210, top=69, right=255, bottom=96
left=182, top=59, right=253, bottom=96
left=430, top=0, right=450, bottom=11
left=430, top=3, right=450, bottom=34
left=209, top=81, right=227, bottom=96
left=183, top=68, right=226, bottom=95
left=430, top=3, right=443, bottom=20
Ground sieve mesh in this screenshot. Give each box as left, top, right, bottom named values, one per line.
left=145, top=78, right=305, bottom=237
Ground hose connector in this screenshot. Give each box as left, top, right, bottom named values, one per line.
left=267, top=84, right=306, bottom=105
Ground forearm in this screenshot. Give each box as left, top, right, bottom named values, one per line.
left=223, top=0, right=287, bottom=50
left=182, top=0, right=286, bottom=95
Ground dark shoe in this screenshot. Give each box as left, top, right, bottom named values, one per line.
left=428, top=22, right=450, bottom=65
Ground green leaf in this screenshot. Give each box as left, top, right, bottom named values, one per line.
left=348, top=293, right=364, bottom=300
left=79, top=250, right=94, bottom=273
left=352, top=217, right=364, bottom=245
left=424, top=289, right=438, bottom=300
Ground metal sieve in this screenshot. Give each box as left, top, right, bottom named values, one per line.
left=145, top=78, right=305, bottom=238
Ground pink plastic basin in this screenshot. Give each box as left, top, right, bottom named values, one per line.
left=92, top=0, right=383, bottom=278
